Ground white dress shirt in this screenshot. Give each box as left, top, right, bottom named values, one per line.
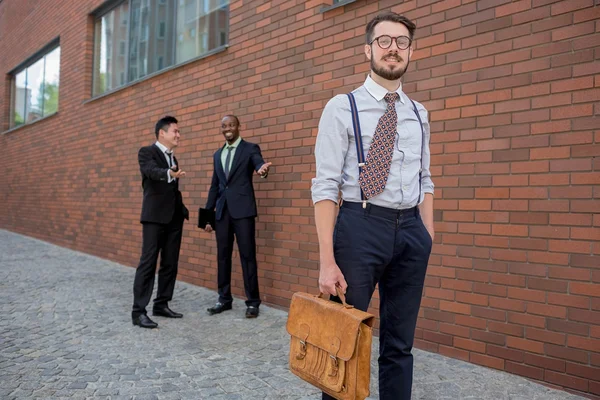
left=155, top=141, right=175, bottom=183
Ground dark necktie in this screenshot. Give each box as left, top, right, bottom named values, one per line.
left=165, top=151, right=173, bottom=168
left=224, top=146, right=233, bottom=178
left=358, top=92, right=399, bottom=199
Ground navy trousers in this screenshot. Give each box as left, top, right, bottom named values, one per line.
left=322, top=201, right=432, bottom=400
left=215, top=204, right=261, bottom=308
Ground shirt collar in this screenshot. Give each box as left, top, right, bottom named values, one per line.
left=364, top=75, right=405, bottom=104
left=155, top=141, right=172, bottom=154
left=225, top=136, right=242, bottom=149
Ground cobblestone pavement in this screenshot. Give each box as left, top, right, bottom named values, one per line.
left=0, top=229, right=585, bottom=400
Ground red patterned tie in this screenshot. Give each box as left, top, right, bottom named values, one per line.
left=358, top=93, right=399, bottom=199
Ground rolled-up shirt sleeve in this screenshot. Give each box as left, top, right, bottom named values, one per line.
left=419, top=104, right=435, bottom=196
left=311, top=95, right=348, bottom=205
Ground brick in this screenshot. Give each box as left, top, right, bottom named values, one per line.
left=513, top=5, right=551, bottom=25
left=531, top=146, right=571, bottom=160
left=550, top=159, right=593, bottom=172
left=440, top=300, right=472, bottom=315
left=552, top=76, right=595, bottom=93
left=532, top=41, right=572, bottom=58
left=523, top=353, right=566, bottom=372
left=438, top=345, right=470, bottom=362
left=550, top=131, right=594, bottom=146
left=570, top=254, right=600, bottom=269
left=571, top=282, right=600, bottom=297
left=489, top=273, right=525, bottom=288
left=454, top=337, right=487, bottom=353
left=506, top=361, right=544, bottom=381
left=545, top=344, right=589, bottom=364
left=489, top=297, right=526, bottom=312
left=551, top=0, right=594, bottom=15
left=509, top=212, right=549, bottom=225
left=531, top=93, right=571, bottom=109
left=507, top=287, right=546, bottom=303
left=552, top=48, right=595, bottom=68
left=527, top=303, right=567, bottom=318
left=512, top=109, right=549, bottom=124
left=507, top=336, right=545, bottom=354
left=531, top=120, right=571, bottom=134
left=535, top=14, right=573, bottom=35
left=547, top=318, right=590, bottom=336
left=569, top=309, right=600, bottom=325
left=566, top=362, right=600, bottom=381
left=551, top=104, right=594, bottom=120
left=545, top=371, right=589, bottom=392
left=470, top=353, right=505, bottom=370
left=525, top=327, right=566, bottom=346
left=472, top=306, right=507, bottom=322
left=574, top=4, right=600, bottom=22
left=548, top=292, right=591, bottom=309
left=488, top=322, right=524, bottom=338
left=495, top=0, right=531, bottom=17
left=422, top=330, right=454, bottom=346
left=455, top=315, right=488, bottom=330
left=548, top=266, right=591, bottom=281
left=574, top=61, right=600, bottom=78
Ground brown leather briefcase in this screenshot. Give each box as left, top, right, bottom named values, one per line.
left=286, top=288, right=375, bottom=400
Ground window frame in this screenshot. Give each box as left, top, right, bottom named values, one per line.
left=7, top=38, right=60, bottom=131
left=90, top=0, right=230, bottom=100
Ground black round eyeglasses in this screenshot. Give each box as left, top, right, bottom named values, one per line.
left=369, top=35, right=412, bottom=50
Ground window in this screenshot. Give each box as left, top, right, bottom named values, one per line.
left=10, top=45, right=60, bottom=129
left=93, top=0, right=229, bottom=96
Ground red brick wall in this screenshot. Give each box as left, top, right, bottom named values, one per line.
left=1, top=0, right=598, bottom=397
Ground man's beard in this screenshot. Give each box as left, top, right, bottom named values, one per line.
left=371, top=55, right=410, bottom=81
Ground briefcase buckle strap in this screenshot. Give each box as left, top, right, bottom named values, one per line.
left=296, top=340, right=307, bottom=360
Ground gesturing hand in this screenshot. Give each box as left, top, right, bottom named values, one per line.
left=256, top=162, right=272, bottom=176
left=170, top=166, right=186, bottom=179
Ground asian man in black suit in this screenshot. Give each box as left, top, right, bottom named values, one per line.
left=204, top=115, right=271, bottom=318
left=132, top=116, right=189, bottom=328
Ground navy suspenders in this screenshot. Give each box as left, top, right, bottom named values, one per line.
left=346, top=92, right=425, bottom=208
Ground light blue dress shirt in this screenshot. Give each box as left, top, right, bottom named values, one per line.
left=311, top=75, right=434, bottom=209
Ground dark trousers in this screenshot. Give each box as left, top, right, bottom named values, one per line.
left=132, top=213, right=184, bottom=318
left=215, top=204, right=261, bottom=307
left=323, top=201, right=432, bottom=400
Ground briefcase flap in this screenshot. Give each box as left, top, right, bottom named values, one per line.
left=286, top=292, right=374, bottom=361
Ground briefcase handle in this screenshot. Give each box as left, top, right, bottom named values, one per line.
left=318, top=285, right=354, bottom=309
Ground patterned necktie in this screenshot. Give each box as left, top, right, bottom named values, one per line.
left=224, top=146, right=233, bottom=178
left=358, top=92, right=399, bottom=199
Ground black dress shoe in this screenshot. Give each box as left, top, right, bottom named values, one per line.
left=207, top=302, right=232, bottom=315
left=132, top=314, right=158, bottom=329
left=246, top=306, right=259, bottom=318
left=153, top=307, right=183, bottom=318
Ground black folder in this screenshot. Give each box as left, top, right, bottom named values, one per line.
left=197, top=208, right=216, bottom=230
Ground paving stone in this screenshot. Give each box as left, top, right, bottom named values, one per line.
left=0, top=229, right=585, bottom=400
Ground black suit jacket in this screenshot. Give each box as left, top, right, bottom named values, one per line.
left=205, top=139, right=267, bottom=220
left=138, top=144, right=189, bottom=224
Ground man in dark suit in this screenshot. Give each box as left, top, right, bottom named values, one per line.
left=204, top=115, right=271, bottom=318
left=132, top=116, right=189, bottom=329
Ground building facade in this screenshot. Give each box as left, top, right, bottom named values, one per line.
left=1, top=0, right=598, bottom=397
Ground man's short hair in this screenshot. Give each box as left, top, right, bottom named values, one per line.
left=365, top=11, right=416, bottom=43
left=155, top=116, right=178, bottom=138
left=223, top=114, right=240, bottom=126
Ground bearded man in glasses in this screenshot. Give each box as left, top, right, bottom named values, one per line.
left=311, top=11, right=434, bottom=400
